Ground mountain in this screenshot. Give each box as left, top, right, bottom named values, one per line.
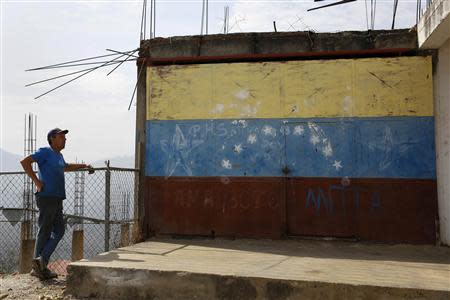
left=0, top=149, right=23, bottom=172
left=91, top=155, right=135, bottom=169
left=0, top=148, right=135, bottom=172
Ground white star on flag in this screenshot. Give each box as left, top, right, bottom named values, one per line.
left=247, top=134, right=257, bottom=144
left=310, top=135, right=320, bottom=145
left=332, top=160, right=343, bottom=171
left=293, top=125, right=304, bottom=135
left=221, top=159, right=232, bottom=169
left=233, top=144, right=243, bottom=154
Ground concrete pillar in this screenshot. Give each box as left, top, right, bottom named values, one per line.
left=120, top=223, right=130, bottom=247
left=71, top=230, right=84, bottom=261
left=435, top=39, right=450, bottom=245
left=135, top=52, right=147, bottom=242
left=417, top=0, right=450, bottom=245
left=19, top=221, right=35, bottom=273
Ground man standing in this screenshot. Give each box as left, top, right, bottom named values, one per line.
left=21, top=128, right=92, bottom=280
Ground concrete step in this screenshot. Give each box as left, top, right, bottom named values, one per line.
left=66, top=239, right=450, bottom=300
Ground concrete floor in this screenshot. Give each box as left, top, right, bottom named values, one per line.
left=67, top=238, right=450, bottom=299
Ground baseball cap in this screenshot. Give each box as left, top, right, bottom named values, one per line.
left=47, top=128, right=69, bottom=143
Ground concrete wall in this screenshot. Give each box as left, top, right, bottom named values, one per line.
left=418, top=0, right=450, bottom=49
left=418, top=0, right=450, bottom=245
left=140, top=30, right=439, bottom=244
left=144, top=55, right=438, bottom=244
left=435, top=39, right=450, bottom=245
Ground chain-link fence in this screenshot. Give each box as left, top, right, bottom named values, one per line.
left=0, top=167, right=138, bottom=275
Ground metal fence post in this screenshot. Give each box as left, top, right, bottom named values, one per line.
left=104, top=163, right=111, bottom=252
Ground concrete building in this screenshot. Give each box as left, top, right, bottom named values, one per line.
left=418, top=0, right=450, bottom=246
left=65, top=25, right=450, bottom=300
left=135, top=29, right=440, bottom=245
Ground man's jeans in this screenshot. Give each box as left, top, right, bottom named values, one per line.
left=34, top=196, right=65, bottom=264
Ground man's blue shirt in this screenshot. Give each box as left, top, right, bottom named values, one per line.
left=32, top=147, right=67, bottom=199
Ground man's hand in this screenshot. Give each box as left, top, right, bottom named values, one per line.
left=21, top=155, right=42, bottom=192
left=34, top=180, right=44, bottom=192
left=85, top=164, right=95, bottom=174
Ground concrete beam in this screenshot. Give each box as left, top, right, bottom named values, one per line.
left=418, top=0, right=450, bottom=49
left=140, top=30, right=418, bottom=60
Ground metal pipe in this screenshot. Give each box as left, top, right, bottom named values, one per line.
left=104, top=163, right=111, bottom=252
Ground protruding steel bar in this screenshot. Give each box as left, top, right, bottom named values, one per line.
left=34, top=53, right=129, bottom=100
left=107, top=49, right=139, bottom=76
left=128, top=59, right=147, bottom=111
left=106, top=48, right=139, bottom=58
left=25, top=61, right=128, bottom=87
left=308, top=0, right=357, bottom=11
left=391, top=0, right=399, bottom=30
left=140, top=0, right=146, bottom=40
left=28, top=58, right=137, bottom=71
left=26, top=50, right=136, bottom=72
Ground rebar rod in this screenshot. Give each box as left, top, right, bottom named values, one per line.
left=201, top=0, right=205, bottom=35
left=28, top=58, right=137, bottom=71
left=128, top=59, right=146, bottom=110
left=34, top=53, right=129, bottom=100
left=106, top=48, right=139, bottom=58
left=153, top=0, right=156, bottom=38
left=25, top=61, right=127, bottom=87
left=391, top=0, right=399, bottom=29
left=26, top=51, right=134, bottom=72
left=308, top=0, right=356, bottom=11
left=107, top=49, right=139, bottom=76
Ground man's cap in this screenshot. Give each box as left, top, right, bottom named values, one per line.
left=47, top=128, right=69, bottom=142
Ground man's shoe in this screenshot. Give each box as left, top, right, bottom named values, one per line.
left=33, top=256, right=46, bottom=270
left=43, top=267, right=58, bottom=279
left=30, top=259, right=46, bottom=280
left=30, top=268, right=42, bottom=279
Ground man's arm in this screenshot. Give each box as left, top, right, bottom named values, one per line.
left=20, top=155, right=43, bottom=192
left=64, top=163, right=93, bottom=172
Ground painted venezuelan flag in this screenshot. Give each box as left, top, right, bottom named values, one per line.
left=145, top=56, right=437, bottom=244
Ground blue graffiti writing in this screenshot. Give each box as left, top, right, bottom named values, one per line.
left=305, top=185, right=382, bottom=214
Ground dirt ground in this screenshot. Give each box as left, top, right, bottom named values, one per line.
left=0, top=273, right=77, bottom=300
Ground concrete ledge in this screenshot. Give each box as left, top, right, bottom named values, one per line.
left=66, top=239, right=450, bottom=299
left=67, top=266, right=449, bottom=300
left=140, top=30, right=418, bottom=59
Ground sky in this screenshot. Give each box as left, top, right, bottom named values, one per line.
left=0, top=0, right=426, bottom=165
